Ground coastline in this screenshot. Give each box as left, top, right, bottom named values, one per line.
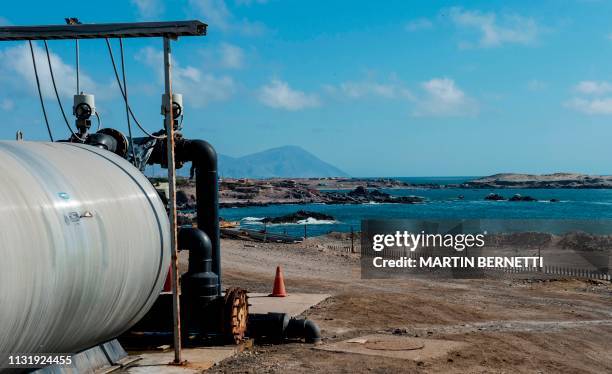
left=151, top=173, right=612, bottom=209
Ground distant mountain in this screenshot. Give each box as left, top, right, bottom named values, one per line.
left=148, top=145, right=348, bottom=178
left=219, top=145, right=348, bottom=178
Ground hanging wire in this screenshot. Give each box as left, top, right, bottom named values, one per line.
left=43, top=40, right=84, bottom=141
left=118, top=38, right=137, bottom=164
left=95, top=111, right=102, bottom=131
left=28, top=41, right=54, bottom=142
left=104, top=38, right=166, bottom=139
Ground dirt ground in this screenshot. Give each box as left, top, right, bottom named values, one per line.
left=206, top=235, right=612, bottom=374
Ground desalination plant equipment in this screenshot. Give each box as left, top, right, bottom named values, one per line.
left=0, top=20, right=248, bottom=372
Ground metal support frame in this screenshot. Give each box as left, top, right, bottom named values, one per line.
left=163, top=36, right=182, bottom=364
left=0, top=21, right=206, bottom=40
left=0, top=20, right=207, bottom=364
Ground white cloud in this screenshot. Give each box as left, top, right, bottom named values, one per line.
left=446, top=7, right=539, bottom=48
left=340, top=81, right=396, bottom=99
left=565, top=97, right=612, bottom=115
left=131, top=0, right=164, bottom=19
left=405, top=18, right=433, bottom=32
left=527, top=79, right=546, bottom=91
left=566, top=80, right=612, bottom=115
left=412, top=78, right=478, bottom=117
left=326, top=79, right=413, bottom=100
left=188, top=0, right=266, bottom=36
left=0, top=43, right=97, bottom=100
left=136, top=47, right=235, bottom=107
left=0, top=98, right=14, bottom=111
left=574, top=80, right=612, bottom=95
left=258, top=79, right=319, bottom=110
left=235, top=0, right=268, bottom=5
left=219, top=43, right=244, bottom=69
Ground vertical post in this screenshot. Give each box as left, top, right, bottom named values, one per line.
left=75, top=39, right=79, bottom=93
left=163, top=36, right=182, bottom=364
left=304, top=224, right=307, bottom=239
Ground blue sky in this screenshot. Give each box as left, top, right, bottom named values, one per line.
left=1, top=0, right=612, bottom=176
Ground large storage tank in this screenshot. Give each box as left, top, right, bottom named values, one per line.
left=0, top=141, right=170, bottom=363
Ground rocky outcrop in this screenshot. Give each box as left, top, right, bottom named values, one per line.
left=262, top=210, right=335, bottom=224
left=508, top=194, right=537, bottom=202
left=485, top=193, right=538, bottom=201
left=213, top=180, right=425, bottom=207
left=466, top=173, right=612, bottom=189
left=343, top=186, right=423, bottom=204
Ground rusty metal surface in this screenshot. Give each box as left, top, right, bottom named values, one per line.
left=224, top=288, right=249, bottom=344
left=0, top=141, right=170, bottom=365
left=163, top=36, right=183, bottom=364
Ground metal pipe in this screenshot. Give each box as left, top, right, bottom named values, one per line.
left=286, top=318, right=322, bottom=344
left=178, top=227, right=218, bottom=303
left=163, top=35, right=182, bottom=364
left=175, top=139, right=221, bottom=295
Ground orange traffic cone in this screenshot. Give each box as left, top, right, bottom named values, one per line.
left=269, top=265, right=287, bottom=297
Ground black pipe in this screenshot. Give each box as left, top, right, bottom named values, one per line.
left=174, top=138, right=221, bottom=296
left=286, top=318, right=322, bottom=344
left=247, top=313, right=322, bottom=344
left=178, top=227, right=218, bottom=303
left=148, top=136, right=221, bottom=296
left=247, top=313, right=290, bottom=343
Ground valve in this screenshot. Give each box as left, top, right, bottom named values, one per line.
left=73, top=93, right=96, bottom=136
left=161, top=93, right=183, bottom=131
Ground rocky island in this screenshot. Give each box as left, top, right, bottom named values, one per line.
left=464, top=173, right=612, bottom=189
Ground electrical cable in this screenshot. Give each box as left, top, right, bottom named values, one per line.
left=118, top=38, right=137, bottom=164
left=95, top=111, right=102, bottom=131
left=104, top=38, right=166, bottom=139
left=43, top=40, right=84, bottom=141
left=28, top=41, right=54, bottom=142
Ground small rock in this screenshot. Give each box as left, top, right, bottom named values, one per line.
left=509, top=194, right=536, bottom=202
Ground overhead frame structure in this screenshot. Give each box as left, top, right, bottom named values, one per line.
left=0, top=19, right=207, bottom=364
left=0, top=20, right=206, bottom=40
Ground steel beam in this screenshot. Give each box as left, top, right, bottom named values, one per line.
left=0, top=20, right=206, bottom=41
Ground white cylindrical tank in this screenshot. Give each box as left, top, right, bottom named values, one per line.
left=0, top=141, right=170, bottom=362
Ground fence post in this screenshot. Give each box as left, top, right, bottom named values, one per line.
left=304, top=223, right=307, bottom=239
left=350, top=226, right=354, bottom=253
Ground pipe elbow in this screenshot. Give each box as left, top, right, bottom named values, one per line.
left=185, top=139, right=217, bottom=171
left=178, top=227, right=212, bottom=273
left=303, top=319, right=322, bottom=344
left=286, top=318, right=322, bottom=344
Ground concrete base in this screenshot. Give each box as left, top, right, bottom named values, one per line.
left=32, top=339, right=136, bottom=374
left=248, top=293, right=331, bottom=317
left=125, top=345, right=244, bottom=373
left=316, top=334, right=468, bottom=361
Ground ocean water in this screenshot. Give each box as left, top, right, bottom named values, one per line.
left=219, top=179, right=612, bottom=237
